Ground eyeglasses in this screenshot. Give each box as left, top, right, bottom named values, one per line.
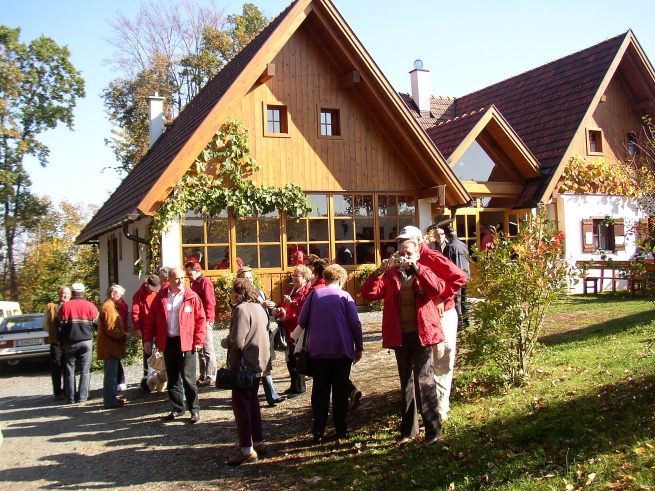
left=292, top=275, right=303, bottom=278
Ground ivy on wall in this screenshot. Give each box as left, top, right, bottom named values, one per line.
left=558, top=155, right=644, bottom=196
left=145, top=119, right=314, bottom=270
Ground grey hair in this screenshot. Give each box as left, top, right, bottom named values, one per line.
left=107, top=284, right=126, bottom=298
left=58, top=285, right=71, bottom=294
left=159, top=266, right=171, bottom=277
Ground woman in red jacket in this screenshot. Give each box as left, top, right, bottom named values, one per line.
left=272, top=264, right=312, bottom=396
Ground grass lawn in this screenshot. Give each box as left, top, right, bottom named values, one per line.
left=266, top=293, right=655, bottom=490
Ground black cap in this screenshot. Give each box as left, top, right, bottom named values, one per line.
left=147, top=274, right=161, bottom=291
left=443, top=226, right=456, bottom=237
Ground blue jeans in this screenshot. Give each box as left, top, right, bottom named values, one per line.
left=64, top=340, right=92, bottom=403
left=262, top=374, right=280, bottom=404
left=103, top=356, right=121, bottom=408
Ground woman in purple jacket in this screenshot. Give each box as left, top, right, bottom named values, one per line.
left=298, top=264, right=363, bottom=444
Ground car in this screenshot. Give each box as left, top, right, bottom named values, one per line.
left=0, top=314, right=49, bottom=366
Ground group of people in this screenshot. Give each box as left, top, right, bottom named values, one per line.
left=42, top=221, right=469, bottom=463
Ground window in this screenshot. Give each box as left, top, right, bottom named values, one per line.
left=377, top=195, right=416, bottom=263
left=319, top=108, right=340, bottom=137
left=182, top=210, right=230, bottom=270
left=627, top=132, right=639, bottom=158
left=264, top=104, right=288, bottom=136
left=107, top=235, right=118, bottom=285
left=581, top=217, right=625, bottom=252
left=586, top=128, right=603, bottom=155
left=235, top=211, right=282, bottom=269
left=286, top=194, right=330, bottom=264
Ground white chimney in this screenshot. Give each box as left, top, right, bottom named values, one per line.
left=147, top=92, right=165, bottom=148
left=409, top=61, right=430, bottom=118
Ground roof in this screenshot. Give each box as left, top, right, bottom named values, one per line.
left=77, top=2, right=297, bottom=243
left=425, top=107, right=487, bottom=159
left=398, top=94, right=455, bottom=129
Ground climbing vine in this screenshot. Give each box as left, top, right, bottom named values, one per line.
left=558, top=155, right=645, bottom=196
left=145, top=120, right=314, bottom=270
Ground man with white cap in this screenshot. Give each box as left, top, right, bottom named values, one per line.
left=395, top=225, right=466, bottom=422
left=57, top=282, right=99, bottom=404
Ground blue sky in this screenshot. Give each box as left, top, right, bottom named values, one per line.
left=3, top=0, right=655, bottom=208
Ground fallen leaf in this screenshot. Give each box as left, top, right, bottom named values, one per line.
left=587, top=473, right=597, bottom=485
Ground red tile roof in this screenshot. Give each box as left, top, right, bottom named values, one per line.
left=399, top=93, right=455, bottom=129
left=425, top=107, right=488, bottom=159
left=77, top=3, right=296, bottom=243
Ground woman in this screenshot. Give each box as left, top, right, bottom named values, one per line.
left=221, top=278, right=271, bottom=466
left=309, top=258, right=328, bottom=291
left=273, top=264, right=312, bottom=396
left=298, top=264, right=363, bottom=443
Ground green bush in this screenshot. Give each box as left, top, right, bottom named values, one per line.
left=356, top=265, right=383, bottom=312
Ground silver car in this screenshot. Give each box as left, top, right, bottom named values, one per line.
left=0, top=314, right=48, bottom=365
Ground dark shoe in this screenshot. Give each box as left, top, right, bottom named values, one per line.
left=283, top=388, right=294, bottom=394
left=287, top=391, right=305, bottom=399
left=190, top=412, right=200, bottom=424
left=311, top=436, right=323, bottom=445
left=226, top=450, right=258, bottom=466
left=253, top=443, right=268, bottom=455
left=163, top=411, right=184, bottom=421
left=349, top=389, right=362, bottom=410
left=197, top=379, right=212, bottom=387
left=54, top=395, right=65, bottom=401
left=106, top=401, right=125, bottom=409
left=267, top=396, right=285, bottom=407
left=337, top=429, right=350, bottom=440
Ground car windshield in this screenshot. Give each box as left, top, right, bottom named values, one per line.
left=0, top=316, right=42, bottom=333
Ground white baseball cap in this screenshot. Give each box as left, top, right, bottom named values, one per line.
left=395, top=225, right=424, bottom=242
left=71, top=283, right=85, bottom=293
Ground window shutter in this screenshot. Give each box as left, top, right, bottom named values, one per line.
left=638, top=218, right=650, bottom=244
left=614, top=218, right=625, bottom=251
left=582, top=219, right=594, bottom=253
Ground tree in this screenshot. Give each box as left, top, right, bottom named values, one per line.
left=103, top=1, right=269, bottom=174
left=17, top=198, right=99, bottom=313
left=0, top=26, right=85, bottom=301
left=460, top=213, right=575, bottom=385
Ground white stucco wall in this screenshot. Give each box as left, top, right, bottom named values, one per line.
left=558, top=194, right=645, bottom=294
left=418, top=198, right=434, bottom=235
left=161, top=216, right=181, bottom=269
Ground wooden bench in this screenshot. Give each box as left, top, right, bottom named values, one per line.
left=575, top=260, right=630, bottom=295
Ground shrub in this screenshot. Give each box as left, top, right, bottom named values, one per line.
left=460, top=212, right=575, bottom=385
left=356, top=265, right=383, bottom=312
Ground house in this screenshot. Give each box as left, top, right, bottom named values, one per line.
left=401, top=31, right=655, bottom=292
left=76, top=0, right=470, bottom=304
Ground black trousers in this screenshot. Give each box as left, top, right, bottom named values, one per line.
left=311, top=357, right=352, bottom=438
left=50, top=343, right=66, bottom=398
left=163, top=336, right=200, bottom=414
left=455, top=286, right=469, bottom=328
left=393, top=331, right=441, bottom=440
left=286, top=342, right=306, bottom=393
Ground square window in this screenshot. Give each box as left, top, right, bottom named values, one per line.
left=320, top=108, right=340, bottom=137
left=627, top=132, right=639, bottom=158
left=264, top=103, right=288, bottom=136
left=586, top=128, right=603, bottom=155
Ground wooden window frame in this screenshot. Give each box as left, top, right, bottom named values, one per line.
left=581, top=217, right=624, bottom=253
left=108, top=234, right=119, bottom=285
left=626, top=132, right=639, bottom=159
left=263, top=102, right=290, bottom=138
left=586, top=127, right=604, bottom=156
left=317, top=106, right=342, bottom=139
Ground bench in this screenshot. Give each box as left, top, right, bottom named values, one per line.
left=575, top=260, right=630, bottom=295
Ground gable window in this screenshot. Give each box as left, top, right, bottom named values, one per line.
left=319, top=108, right=341, bottom=137
left=581, top=217, right=625, bottom=252
left=627, top=132, right=639, bottom=158
left=586, top=128, right=604, bottom=155
left=264, top=104, right=288, bottom=136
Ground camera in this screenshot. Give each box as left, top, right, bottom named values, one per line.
left=391, top=256, right=407, bottom=267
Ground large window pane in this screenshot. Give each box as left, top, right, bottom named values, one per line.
left=355, top=218, right=374, bottom=239
left=335, top=243, right=354, bottom=265
left=260, top=245, right=281, bottom=268
left=308, top=243, right=329, bottom=258
left=208, top=246, right=230, bottom=269
left=333, top=195, right=353, bottom=217
left=334, top=218, right=354, bottom=240
left=378, top=195, right=397, bottom=217
left=236, top=245, right=258, bottom=268
left=379, top=218, right=397, bottom=241
left=397, top=196, right=416, bottom=216
left=353, top=195, right=374, bottom=217
left=182, top=220, right=203, bottom=243
left=308, top=194, right=328, bottom=217
left=309, top=219, right=329, bottom=241
left=259, top=218, right=280, bottom=243
left=356, top=243, right=375, bottom=264
left=182, top=246, right=204, bottom=265
left=287, top=243, right=307, bottom=266
left=398, top=217, right=414, bottom=233
left=236, top=220, right=257, bottom=243
left=380, top=241, right=397, bottom=259
left=207, top=220, right=228, bottom=243
left=286, top=218, right=307, bottom=242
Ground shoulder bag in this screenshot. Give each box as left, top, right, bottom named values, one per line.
left=215, top=365, right=256, bottom=390
left=273, top=322, right=288, bottom=352
left=295, top=292, right=314, bottom=376
left=148, top=347, right=166, bottom=372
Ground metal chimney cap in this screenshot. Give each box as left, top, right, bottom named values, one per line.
left=414, top=59, right=424, bottom=70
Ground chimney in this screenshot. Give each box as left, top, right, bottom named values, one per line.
left=409, top=60, right=430, bottom=118
left=147, top=92, right=165, bottom=148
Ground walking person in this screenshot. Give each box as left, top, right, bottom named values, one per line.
left=97, top=285, right=131, bottom=409
left=299, top=264, right=363, bottom=443
left=43, top=285, right=71, bottom=401
left=131, top=274, right=161, bottom=390
left=222, top=278, right=271, bottom=465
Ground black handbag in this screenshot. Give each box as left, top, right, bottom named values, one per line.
left=295, top=324, right=312, bottom=376
left=273, top=324, right=288, bottom=352
left=215, top=366, right=256, bottom=390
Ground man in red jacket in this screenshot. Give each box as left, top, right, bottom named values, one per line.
left=184, top=261, right=217, bottom=387
left=395, top=225, right=467, bottom=422
left=144, top=268, right=206, bottom=423
left=131, top=274, right=161, bottom=389
left=361, top=239, right=446, bottom=445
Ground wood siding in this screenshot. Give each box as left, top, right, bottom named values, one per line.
left=219, top=23, right=422, bottom=192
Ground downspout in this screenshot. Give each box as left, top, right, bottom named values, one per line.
left=122, top=220, right=146, bottom=244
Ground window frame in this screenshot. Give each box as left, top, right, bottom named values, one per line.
left=263, top=102, right=290, bottom=138
left=317, top=106, right=342, bottom=139
left=586, top=127, right=604, bottom=156
left=627, top=132, right=639, bottom=159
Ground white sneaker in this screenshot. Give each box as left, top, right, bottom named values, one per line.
left=118, top=384, right=127, bottom=392
left=439, top=411, right=448, bottom=422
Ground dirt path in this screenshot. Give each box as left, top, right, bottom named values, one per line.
left=0, top=313, right=399, bottom=490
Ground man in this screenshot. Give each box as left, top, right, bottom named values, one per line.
left=360, top=239, right=446, bottom=445
left=443, top=226, right=471, bottom=328
left=144, top=268, right=206, bottom=423
left=236, top=266, right=284, bottom=407
left=184, top=261, right=217, bottom=387
left=42, top=285, right=71, bottom=401
left=131, top=274, right=161, bottom=390
left=428, top=226, right=448, bottom=253
left=480, top=224, right=495, bottom=251
left=57, top=283, right=98, bottom=404
left=159, top=266, right=171, bottom=290
left=395, top=225, right=467, bottom=422
left=97, top=285, right=130, bottom=409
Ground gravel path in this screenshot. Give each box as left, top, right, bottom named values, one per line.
left=0, top=313, right=387, bottom=490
